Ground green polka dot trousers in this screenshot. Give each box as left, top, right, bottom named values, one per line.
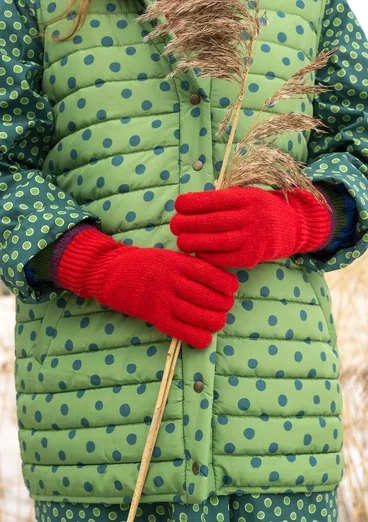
left=35, top=492, right=338, bottom=522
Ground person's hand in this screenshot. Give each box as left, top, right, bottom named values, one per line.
left=55, top=227, right=238, bottom=349
left=170, top=187, right=332, bottom=268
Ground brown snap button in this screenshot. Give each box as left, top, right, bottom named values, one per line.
left=193, top=160, right=203, bottom=171
left=194, top=380, right=204, bottom=393
left=192, top=462, right=200, bottom=475
left=190, top=93, right=201, bottom=105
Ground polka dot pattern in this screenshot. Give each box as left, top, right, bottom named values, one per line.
left=34, top=491, right=338, bottom=522
left=0, top=0, right=99, bottom=302
left=1, top=0, right=358, bottom=508
left=295, top=0, right=368, bottom=272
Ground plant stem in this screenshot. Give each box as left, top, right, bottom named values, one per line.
left=216, top=64, right=250, bottom=189
left=127, top=338, right=182, bottom=522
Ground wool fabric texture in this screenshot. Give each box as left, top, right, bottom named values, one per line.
left=57, top=227, right=238, bottom=349
left=170, top=187, right=333, bottom=268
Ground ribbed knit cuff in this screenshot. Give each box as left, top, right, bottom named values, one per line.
left=314, top=182, right=348, bottom=250
left=56, top=227, right=122, bottom=301
left=293, top=189, right=333, bottom=254
left=28, top=243, right=55, bottom=282
left=50, top=222, right=96, bottom=287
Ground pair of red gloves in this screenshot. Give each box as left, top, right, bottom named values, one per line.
left=54, top=187, right=332, bottom=349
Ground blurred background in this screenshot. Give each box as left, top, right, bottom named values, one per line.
left=1, top=2, right=367, bottom=522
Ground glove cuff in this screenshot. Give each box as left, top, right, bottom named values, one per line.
left=55, top=227, right=122, bottom=301
left=293, top=189, right=333, bottom=254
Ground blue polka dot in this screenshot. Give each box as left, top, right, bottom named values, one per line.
left=120, top=404, right=130, bottom=417
left=224, top=443, right=235, bottom=454
left=90, top=375, right=101, bottom=386
left=228, top=376, right=239, bottom=387
left=242, top=300, right=253, bottom=311
left=101, top=36, right=113, bottom=46
left=223, top=345, right=234, bottom=356
left=269, top=471, right=280, bottom=482
left=278, top=32, right=287, bottom=42
left=107, top=59, right=121, bottom=72
left=164, top=200, right=174, bottom=212
left=238, top=398, right=250, bottom=411
left=154, top=477, right=164, bottom=487
left=127, top=364, right=136, bottom=374
left=248, top=359, right=258, bottom=369
left=248, top=83, right=259, bottom=93
left=268, top=315, right=278, bottom=326
left=86, top=441, right=95, bottom=453
left=220, top=97, right=230, bottom=107
left=127, top=433, right=137, bottom=445
left=261, top=44, right=271, bottom=53
left=142, top=100, right=152, bottom=110
left=294, top=351, right=303, bottom=362
left=282, top=57, right=291, bottom=66
left=129, top=135, right=140, bottom=147
left=96, top=110, right=107, bottom=120
left=67, top=77, right=76, bottom=89
left=278, top=394, right=288, bottom=407
left=90, top=19, right=100, bottom=28
left=244, top=428, right=255, bottom=440
left=82, top=129, right=92, bottom=141
left=117, top=19, right=127, bottom=29
left=256, top=380, right=266, bottom=391
left=251, top=457, right=262, bottom=468
left=121, top=89, right=132, bottom=99
left=268, top=344, right=278, bottom=355
left=72, top=360, right=82, bottom=371
left=126, top=46, right=136, bottom=55
left=160, top=81, right=171, bottom=91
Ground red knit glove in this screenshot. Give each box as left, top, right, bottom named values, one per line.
left=55, top=228, right=238, bottom=349
left=170, top=187, right=333, bottom=268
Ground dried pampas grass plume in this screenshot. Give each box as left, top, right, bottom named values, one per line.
left=139, top=0, right=264, bottom=83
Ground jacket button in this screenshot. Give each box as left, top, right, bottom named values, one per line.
left=194, top=380, right=204, bottom=393
left=192, top=462, right=200, bottom=475
left=190, top=93, right=201, bottom=105
left=193, top=160, right=203, bottom=171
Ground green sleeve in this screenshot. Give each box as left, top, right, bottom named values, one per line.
left=0, top=0, right=100, bottom=303
left=294, top=0, right=368, bottom=272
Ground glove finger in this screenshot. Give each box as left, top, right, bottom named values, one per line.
left=174, top=297, right=227, bottom=332
left=177, top=230, right=243, bottom=254
left=171, top=209, right=246, bottom=235
left=176, top=277, right=235, bottom=312
left=175, top=188, right=245, bottom=215
left=184, top=257, right=239, bottom=296
left=163, top=319, right=212, bottom=350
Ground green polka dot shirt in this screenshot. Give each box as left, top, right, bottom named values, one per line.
left=0, top=0, right=367, bottom=305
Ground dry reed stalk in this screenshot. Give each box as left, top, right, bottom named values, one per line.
left=128, top=3, right=338, bottom=520
left=127, top=337, right=181, bottom=522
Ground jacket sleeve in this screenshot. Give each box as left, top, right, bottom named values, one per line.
left=294, top=0, right=368, bottom=273
left=0, top=0, right=100, bottom=303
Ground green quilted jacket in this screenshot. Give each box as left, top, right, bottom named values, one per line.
left=1, top=0, right=368, bottom=506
